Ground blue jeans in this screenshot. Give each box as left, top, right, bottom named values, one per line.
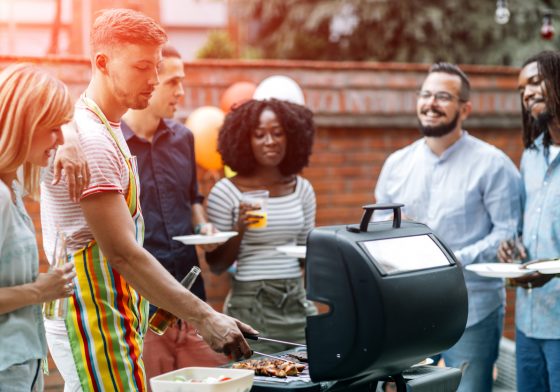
left=437, top=306, right=504, bottom=392
left=516, top=328, right=560, bottom=391
left=0, top=359, right=43, bottom=391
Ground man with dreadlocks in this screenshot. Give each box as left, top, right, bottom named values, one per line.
left=498, top=51, right=560, bottom=391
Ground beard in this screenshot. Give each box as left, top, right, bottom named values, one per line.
left=533, top=110, right=553, bottom=131
left=111, top=78, right=151, bottom=111
left=418, top=111, right=460, bottom=138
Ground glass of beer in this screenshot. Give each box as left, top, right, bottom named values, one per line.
left=44, top=231, right=69, bottom=320
left=241, top=190, right=269, bottom=229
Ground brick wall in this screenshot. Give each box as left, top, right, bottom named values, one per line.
left=5, top=56, right=523, bottom=388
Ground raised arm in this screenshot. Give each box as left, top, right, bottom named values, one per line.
left=205, top=202, right=255, bottom=274
left=454, top=158, right=523, bottom=265
left=52, top=121, right=91, bottom=202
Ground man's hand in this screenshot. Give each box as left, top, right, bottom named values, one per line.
left=53, top=121, right=91, bottom=202
left=510, top=271, right=554, bottom=289
left=497, top=239, right=527, bottom=263
left=193, top=311, right=257, bottom=360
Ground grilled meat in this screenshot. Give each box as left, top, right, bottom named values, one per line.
left=287, top=351, right=308, bottom=363
left=232, top=358, right=306, bottom=378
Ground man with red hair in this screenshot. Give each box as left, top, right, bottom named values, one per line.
left=41, top=9, right=254, bottom=392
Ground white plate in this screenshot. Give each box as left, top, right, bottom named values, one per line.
left=413, top=358, right=435, bottom=367
left=173, top=231, right=238, bottom=245
left=525, top=259, right=560, bottom=274
left=466, top=263, right=531, bottom=278
left=276, top=245, right=307, bottom=258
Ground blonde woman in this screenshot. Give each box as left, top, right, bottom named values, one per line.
left=0, top=63, right=78, bottom=391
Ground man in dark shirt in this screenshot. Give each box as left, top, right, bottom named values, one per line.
left=122, top=44, right=227, bottom=386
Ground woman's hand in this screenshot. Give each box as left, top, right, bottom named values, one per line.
left=53, top=121, right=91, bottom=202
left=34, top=262, right=76, bottom=302
left=198, top=223, right=220, bottom=252
left=236, top=202, right=263, bottom=235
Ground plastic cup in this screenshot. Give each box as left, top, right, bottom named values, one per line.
left=241, top=190, right=269, bottom=229
left=44, top=232, right=69, bottom=321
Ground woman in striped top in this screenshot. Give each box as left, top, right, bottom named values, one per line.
left=206, top=99, right=317, bottom=353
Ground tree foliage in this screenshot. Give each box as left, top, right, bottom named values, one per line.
left=231, top=0, right=558, bottom=65
left=196, top=30, right=237, bottom=59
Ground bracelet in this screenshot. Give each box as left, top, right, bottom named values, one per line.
left=194, top=223, right=205, bottom=234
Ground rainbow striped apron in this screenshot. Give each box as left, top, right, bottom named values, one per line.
left=65, top=97, right=148, bottom=391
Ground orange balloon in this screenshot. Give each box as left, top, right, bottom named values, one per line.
left=220, top=81, right=257, bottom=113
left=186, top=106, right=225, bottom=171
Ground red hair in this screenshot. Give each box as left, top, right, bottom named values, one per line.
left=90, top=8, right=167, bottom=54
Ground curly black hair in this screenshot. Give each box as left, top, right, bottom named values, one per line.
left=218, top=99, right=315, bottom=176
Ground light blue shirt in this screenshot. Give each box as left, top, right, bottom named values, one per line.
left=517, top=135, right=560, bottom=339
left=0, top=180, right=46, bottom=371
left=375, top=131, right=523, bottom=328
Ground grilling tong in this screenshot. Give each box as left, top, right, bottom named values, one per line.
left=243, top=333, right=305, bottom=364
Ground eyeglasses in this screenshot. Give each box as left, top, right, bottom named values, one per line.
left=417, top=90, right=466, bottom=104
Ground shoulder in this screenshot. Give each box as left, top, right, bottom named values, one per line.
left=465, top=134, right=516, bottom=167
left=296, top=176, right=315, bottom=193
left=164, top=119, right=193, bottom=139
left=208, top=178, right=238, bottom=208
left=209, top=178, right=237, bottom=197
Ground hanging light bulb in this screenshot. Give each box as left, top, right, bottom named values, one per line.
left=541, top=14, right=555, bottom=40
left=495, top=0, right=511, bottom=24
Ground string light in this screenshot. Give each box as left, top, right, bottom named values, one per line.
left=495, top=0, right=511, bottom=25
left=541, top=13, right=555, bottom=40
left=494, top=5, right=560, bottom=41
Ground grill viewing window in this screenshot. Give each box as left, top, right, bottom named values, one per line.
left=361, top=234, right=452, bottom=275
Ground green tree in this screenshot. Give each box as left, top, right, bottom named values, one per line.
left=196, top=30, right=237, bottom=59
left=232, top=0, right=558, bottom=65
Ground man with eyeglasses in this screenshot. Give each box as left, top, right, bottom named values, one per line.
left=375, top=62, right=522, bottom=392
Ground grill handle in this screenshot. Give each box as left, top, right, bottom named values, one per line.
left=349, top=203, right=404, bottom=232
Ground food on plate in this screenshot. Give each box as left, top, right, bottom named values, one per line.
left=172, top=375, right=232, bottom=383
left=232, top=359, right=306, bottom=378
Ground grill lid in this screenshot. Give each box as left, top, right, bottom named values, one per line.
left=305, top=203, right=468, bottom=382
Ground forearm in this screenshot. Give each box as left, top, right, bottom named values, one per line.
left=61, top=120, right=79, bottom=143
left=0, top=283, right=39, bottom=314
left=454, top=230, right=504, bottom=265
left=81, top=192, right=214, bottom=324
left=191, top=203, right=207, bottom=227
left=108, top=246, right=214, bottom=324
left=205, top=236, right=243, bottom=274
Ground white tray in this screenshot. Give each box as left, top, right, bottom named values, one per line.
left=466, top=263, right=531, bottom=278
left=173, top=231, right=238, bottom=245
left=276, top=245, right=307, bottom=258
left=525, top=259, right=560, bottom=274
left=151, top=367, right=253, bottom=392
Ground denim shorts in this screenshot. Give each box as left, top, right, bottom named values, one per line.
left=0, top=358, right=43, bottom=392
